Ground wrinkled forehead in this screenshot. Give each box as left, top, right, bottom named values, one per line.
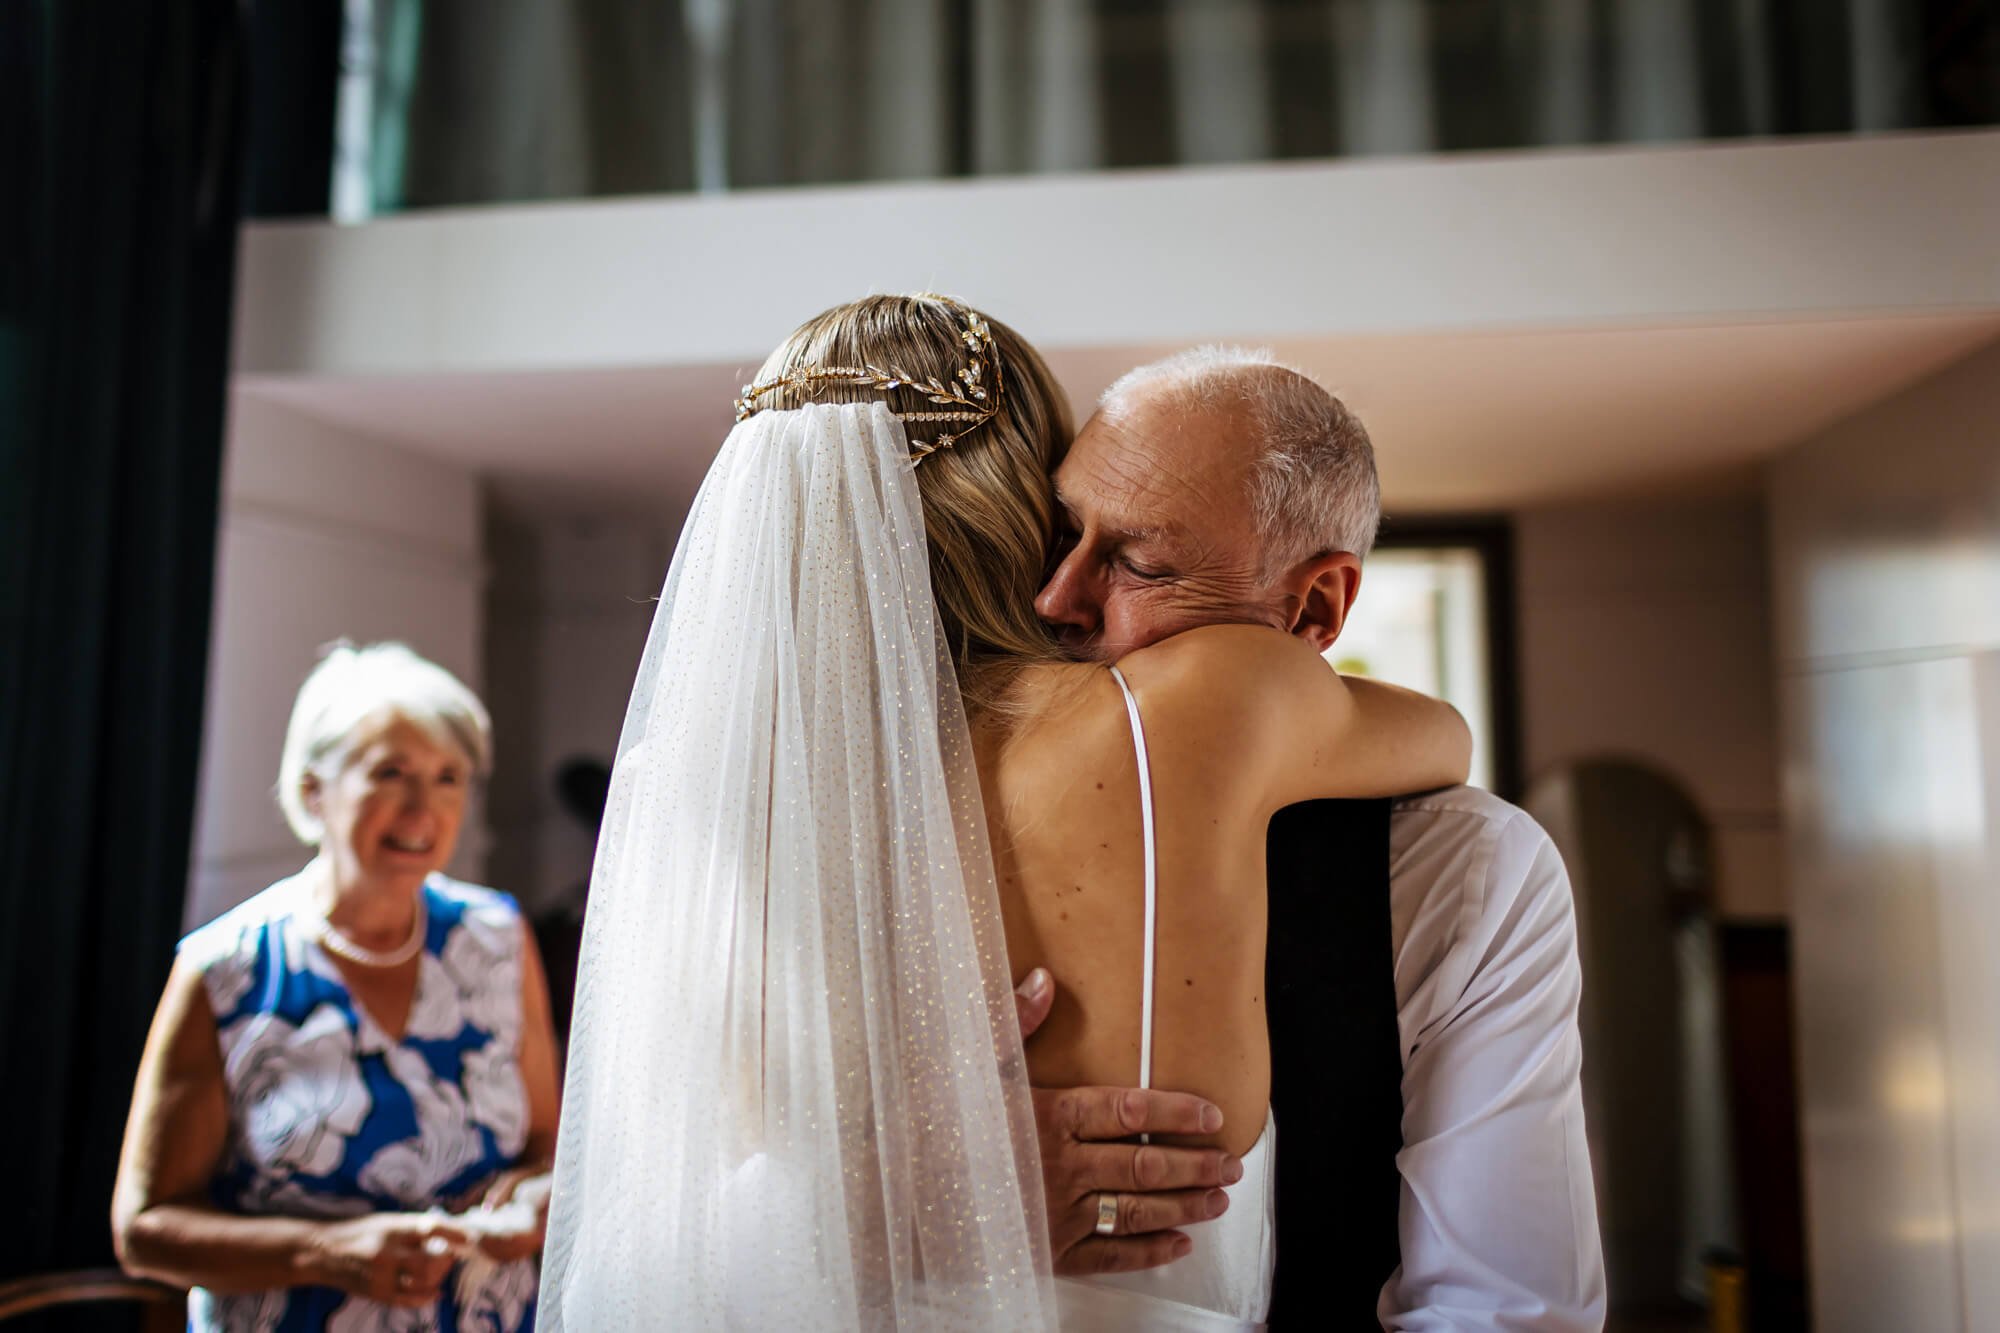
left=1058, top=394, right=1255, bottom=537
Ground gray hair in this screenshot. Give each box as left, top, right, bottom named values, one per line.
left=276, top=641, right=493, bottom=845
left=1100, top=347, right=1380, bottom=566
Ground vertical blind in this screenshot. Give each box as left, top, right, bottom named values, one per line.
left=322, top=0, right=2000, bottom=218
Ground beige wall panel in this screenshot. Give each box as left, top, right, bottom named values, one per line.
left=1940, top=652, right=2000, bottom=1332
left=1783, top=661, right=1964, bottom=1333
left=1515, top=495, right=1782, bottom=918
left=1774, top=342, right=2000, bottom=1331
left=1770, top=342, right=2000, bottom=667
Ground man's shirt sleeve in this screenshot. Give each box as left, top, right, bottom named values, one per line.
left=1381, top=796, right=1607, bottom=1331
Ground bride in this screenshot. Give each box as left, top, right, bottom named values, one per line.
left=537, top=294, right=1469, bottom=1330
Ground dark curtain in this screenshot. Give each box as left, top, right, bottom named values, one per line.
left=0, top=0, right=246, bottom=1311
left=243, top=1, right=340, bottom=217
left=339, top=0, right=2000, bottom=210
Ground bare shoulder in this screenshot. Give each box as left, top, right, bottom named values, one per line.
left=1115, top=623, right=1328, bottom=693
left=990, top=661, right=1121, bottom=751
left=157, top=951, right=218, bottom=1027
left=1112, top=623, right=1334, bottom=744
left=137, top=950, right=227, bottom=1091
left=1002, top=628, right=1328, bottom=737
left=981, top=662, right=1136, bottom=795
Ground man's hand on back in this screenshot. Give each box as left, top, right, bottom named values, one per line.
left=1015, top=970, right=1240, bottom=1277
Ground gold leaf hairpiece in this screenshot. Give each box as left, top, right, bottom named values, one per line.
left=734, top=299, right=1004, bottom=465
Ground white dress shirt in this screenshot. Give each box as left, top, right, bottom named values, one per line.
left=1379, top=786, right=1608, bottom=1331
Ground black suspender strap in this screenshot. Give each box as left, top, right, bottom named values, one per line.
left=1264, top=798, right=1405, bottom=1327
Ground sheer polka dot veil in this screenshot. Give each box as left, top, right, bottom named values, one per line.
left=539, top=405, right=1057, bottom=1330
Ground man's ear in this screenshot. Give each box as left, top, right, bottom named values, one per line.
left=300, top=771, right=323, bottom=816
left=1284, top=552, right=1362, bottom=652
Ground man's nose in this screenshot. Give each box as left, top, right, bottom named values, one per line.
left=1035, top=548, right=1099, bottom=630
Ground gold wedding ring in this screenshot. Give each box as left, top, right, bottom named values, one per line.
left=1094, top=1194, right=1119, bottom=1237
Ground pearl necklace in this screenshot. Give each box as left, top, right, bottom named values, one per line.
left=315, top=892, right=427, bottom=969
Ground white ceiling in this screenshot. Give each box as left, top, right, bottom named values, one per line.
left=239, top=310, right=2000, bottom=518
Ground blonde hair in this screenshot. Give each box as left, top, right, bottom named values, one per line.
left=754, top=294, right=1074, bottom=707
left=276, top=641, right=492, bottom=844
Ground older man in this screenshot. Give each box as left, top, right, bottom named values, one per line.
left=1016, top=349, right=1606, bottom=1329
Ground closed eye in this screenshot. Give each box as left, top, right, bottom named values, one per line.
left=1116, top=554, right=1172, bottom=581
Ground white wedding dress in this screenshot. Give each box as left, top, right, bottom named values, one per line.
left=1055, top=669, right=1278, bottom=1332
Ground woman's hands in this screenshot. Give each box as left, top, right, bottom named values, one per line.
left=303, top=1213, right=470, bottom=1307
left=303, top=1170, right=550, bottom=1309
left=452, top=1166, right=553, bottom=1262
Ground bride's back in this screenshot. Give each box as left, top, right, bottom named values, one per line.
left=974, top=648, right=1277, bottom=1160
left=973, top=623, right=1470, bottom=1163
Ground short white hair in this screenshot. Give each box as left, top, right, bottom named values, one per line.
left=276, top=641, right=492, bottom=845
left=1100, top=347, right=1380, bottom=566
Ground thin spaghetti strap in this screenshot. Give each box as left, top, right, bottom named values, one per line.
left=1108, top=666, right=1159, bottom=1130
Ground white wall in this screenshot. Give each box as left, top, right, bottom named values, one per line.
left=1516, top=493, right=1785, bottom=920
left=481, top=510, right=667, bottom=918
left=1772, top=341, right=2000, bottom=1333
left=185, top=391, right=487, bottom=928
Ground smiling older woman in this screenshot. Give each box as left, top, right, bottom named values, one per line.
left=112, top=642, right=560, bottom=1332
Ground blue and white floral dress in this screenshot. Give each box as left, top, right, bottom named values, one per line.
left=179, top=873, right=539, bottom=1333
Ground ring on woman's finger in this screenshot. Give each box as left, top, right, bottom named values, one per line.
left=396, top=1270, right=415, bottom=1290
left=1094, top=1193, right=1120, bottom=1237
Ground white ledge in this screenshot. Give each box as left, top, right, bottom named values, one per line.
left=234, top=130, right=2000, bottom=379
